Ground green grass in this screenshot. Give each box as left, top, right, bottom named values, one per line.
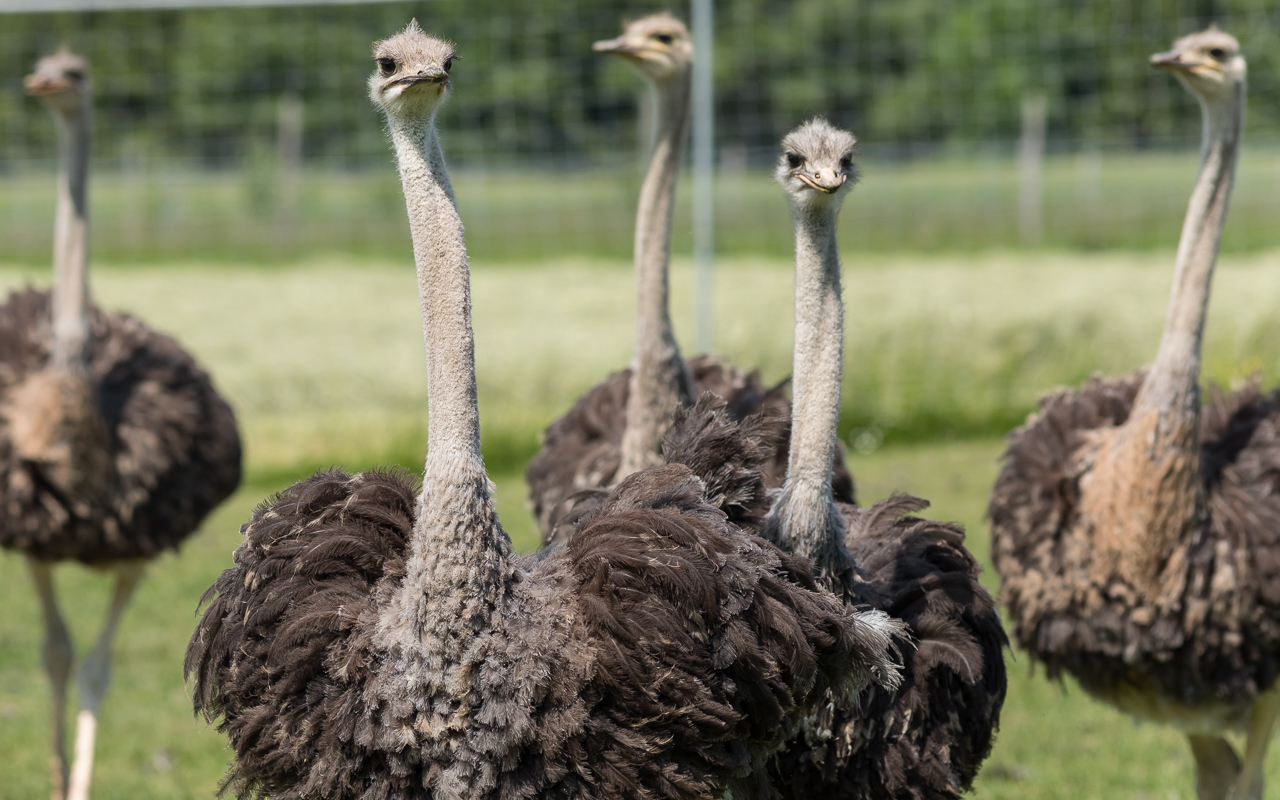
left=2, top=249, right=1278, bottom=477
left=3, top=252, right=1280, bottom=797
left=4, top=148, right=1280, bottom=263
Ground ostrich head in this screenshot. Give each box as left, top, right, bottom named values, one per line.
left=369, top=20, right=457, bottom=121
left=25, top=47, right=89, bottom=117
left=776, top=118, right=859, bottom=211
left=1150, top=26, right=1245, bottom=103
left=593, top=13, right=692, bottom=83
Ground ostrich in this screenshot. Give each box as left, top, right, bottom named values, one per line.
left=2, top=49, right=242, bottom=800
left=988, top=28, right=1280, bottom=800
left=186, top=23, right=902, bottom=800
left=526, top=14, right=853, bottom=542
left=760, top=119, right=1007, bottom=799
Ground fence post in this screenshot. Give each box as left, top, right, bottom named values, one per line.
left=1018, top=93, right=1046, bottom=246
left=691, top=0, right=714, bottom=353
left=275, top=92, right=304, bottom=242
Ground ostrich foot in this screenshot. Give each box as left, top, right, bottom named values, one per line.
left=66, top=561, right=144, bottom=800
left=67, top=711, right=98, bottom=800
left=1189, top=734, right=1240, bottom=800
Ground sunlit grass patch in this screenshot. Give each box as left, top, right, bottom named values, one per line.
left=4, top=251, right=1280, bottom=474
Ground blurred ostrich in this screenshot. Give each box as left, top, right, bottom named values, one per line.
left=526, top=14, right=852, bottom=542
left=989, top=28, right=1280, bottom=800
left=186, top=23, right=901, bottom=800
left=763, top=119, right=1007, bottom=799
left=2, top=48, right=241, bottom=800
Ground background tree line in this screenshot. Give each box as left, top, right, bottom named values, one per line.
left=1, top=0, right=1276, bottom=172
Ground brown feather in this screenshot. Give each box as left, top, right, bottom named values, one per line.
left=528, top=355, right=855, bottom=543
left=0, top=288, right=242, bottom=563
left=990, top=374, right=1280, bottom=714
left=767, top=496, right=1009, bottom=799
left=188, top=440, right=895, bottom=799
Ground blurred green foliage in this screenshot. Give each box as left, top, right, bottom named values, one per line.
left=1, top=0, right=1278, bottom=171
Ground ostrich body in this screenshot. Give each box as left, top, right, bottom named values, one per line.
left=2, top=50, right=242, bottom=800
left=526, top=15, right=852, bottom=542
left=762, top=120, right=1008, bottom=799
left=186, top=24, right=902, bottom=800
left=988, top=29, right=1280, bottom=800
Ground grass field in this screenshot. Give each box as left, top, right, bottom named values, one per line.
left=2, top=252, right=1280, bottom=798
left=4, top=148, right=1280, bottom=263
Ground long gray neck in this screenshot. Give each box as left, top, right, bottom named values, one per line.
left=384, top=113, right=512, bottom=662
left=618, top=69, right=694, bottom=478
left=1134, top=82, right=1243, bottom=421
left=1076, top=83, right=1244, bottom=598
left=49, top=97, right=92, bottom=375
left=765, top=203, right=849, bottom=581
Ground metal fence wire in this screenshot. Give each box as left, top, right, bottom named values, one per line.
left=1, top=0, right=1278, bottom=262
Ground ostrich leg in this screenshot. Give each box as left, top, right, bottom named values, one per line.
left=1189, top=734, right=1240, bottom=800
left=66, top=560, right=145, bottom=800
left=1229, top=692, right=1280, bottom=800
left=27, top=558, right=73, bottom=800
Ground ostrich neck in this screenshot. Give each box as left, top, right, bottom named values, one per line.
left=1135, top=84, right=1243, bottom=420
left=618, top=70, right=693, bottom=479
left=766, top=204, right=848, bottom=580
left=383, top=114, right=513, bottom=664
left=49, top=102, right=92, bottom=375
left=1083, top=82, right=1242, bottom=599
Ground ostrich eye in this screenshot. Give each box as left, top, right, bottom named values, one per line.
left=786, top=152, right=804, bottom=170
left=1208, top=47, right=1227, bottom=60
left=839, top=155, right=853, bottom=170
left=443, top=58, right=453, bottom=72
left=64, top=69, right=84, bottom=81
left=654, top=33, right=674, bottom=45
left=377, top=57, right=396, bottom=76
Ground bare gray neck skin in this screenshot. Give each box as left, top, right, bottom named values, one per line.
left=49, top=96, right=92, bottom=376
left=765, top=203, right=851, bottom=583
left=382, top=113, right=513, bottom=665
left=618, top=69, right=694, bottom=478
left=1133, top=81, right=1243, bottom=424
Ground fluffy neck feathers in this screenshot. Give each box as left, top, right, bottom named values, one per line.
left=1083, top=78, right=1243, bottom=599
left=618, top=70, right=694, bottom=478
left=383, top=112, right=513, bottom=662
left=766, top=203, right=850, bottom=581
left=1135, top=82, right=1243, bottom=419
left=49, top=98, right=92, bottom=375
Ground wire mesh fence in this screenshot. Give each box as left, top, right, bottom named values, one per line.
left=1, top=0, right=1278, bottom=263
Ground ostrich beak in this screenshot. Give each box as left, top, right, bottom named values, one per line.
left=394, top=66, right=448, bottom=86
left=1149, top=50, right=1198, bottom=72
left=593, top=36, right=639, bottom=55
left=796, top=172, right=846, bottom=194
left=24, top=74, right=69, bottom=96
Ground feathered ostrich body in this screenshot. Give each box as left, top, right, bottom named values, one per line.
left=187, top=24, right=902, bottom=800
left=989, top=29, right=1280, bottom=800
left=761, top=120, right=1008, bottom=799
left=3, top=49, right=242, bottom=800
left=0, top=289, right=241, bottom=562
left=526, top=15, right=853, bottom=542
